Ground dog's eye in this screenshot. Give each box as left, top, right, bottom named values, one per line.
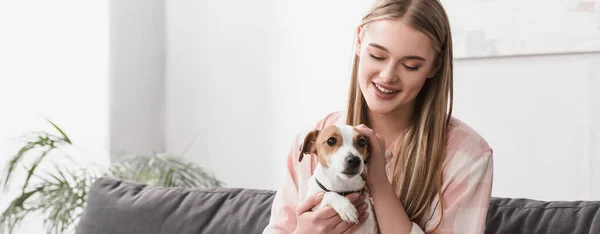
left=327, top=137, right=337, bottom=146
left=358, top=138, right=367, bottom=147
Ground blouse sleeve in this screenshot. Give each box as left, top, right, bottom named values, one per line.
left=261, top=134, right=302, bottom=234
left=413, top=146, right=494, bottom=234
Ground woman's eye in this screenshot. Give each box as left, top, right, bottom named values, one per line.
left=327, top=137, right=337, bottom=146
left=358, top=138, right=367, bottom=147
left=403, top=64, right=420, bottom=71
left=369, top=54, right=384, bottom=61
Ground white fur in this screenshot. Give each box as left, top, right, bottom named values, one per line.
left=322, top=192, right=359, bottom=223
left=305, top=125, right=379, bottom=234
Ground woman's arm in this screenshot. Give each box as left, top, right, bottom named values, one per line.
left=356, top=125, right=416, bottom=233
left=368, top=175, right=414, bottom=234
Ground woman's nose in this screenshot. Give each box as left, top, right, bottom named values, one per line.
left=379, top=62, right=399, bottom=83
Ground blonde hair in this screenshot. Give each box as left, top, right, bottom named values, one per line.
left=345, top=0, right=453, bottom=231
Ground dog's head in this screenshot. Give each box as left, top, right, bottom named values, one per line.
left=299, top=124, right=369, bottom=179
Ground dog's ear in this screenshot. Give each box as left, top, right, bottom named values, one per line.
left=299, top=130, right=319, bottom=162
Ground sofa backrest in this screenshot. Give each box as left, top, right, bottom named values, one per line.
left=485, top=197, right=600, bottom=234
left=75, top=177, right=600, bottom=234
left=75, top=177, right=274, bottom=234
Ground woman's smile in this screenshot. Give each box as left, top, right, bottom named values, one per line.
left=372, top=82, right=400, bottom=100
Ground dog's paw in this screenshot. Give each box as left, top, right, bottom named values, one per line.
left=323, top=192, right=359, bottom=224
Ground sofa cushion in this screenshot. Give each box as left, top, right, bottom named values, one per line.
left=485, top=197, right=600, bottom=234
left=75, top=177, right=275, bottom=234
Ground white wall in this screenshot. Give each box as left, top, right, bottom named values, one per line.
left=0, top=1, right=110, bottom=233
left=453, top=53, right=600, bottom=201
left=162, top=1, right=600, bottom=201
left=591, top=59, right=600, bottom=199
left=110, top=0, right=166, bottom=157
left=165, top=0, right=277, bottom=189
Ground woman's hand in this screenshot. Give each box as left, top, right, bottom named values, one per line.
left=355, top=124, right=388, bottom=187
left=293, top=192, right=369, bottom=234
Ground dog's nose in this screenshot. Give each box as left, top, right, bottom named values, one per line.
left=346, top=156, right=361, bottom=168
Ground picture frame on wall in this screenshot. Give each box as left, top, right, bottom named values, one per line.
left=443, top=0, right=600, bottom=59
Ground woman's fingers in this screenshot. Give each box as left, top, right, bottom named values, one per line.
left=355, top=125, right=374, bottom=136
left=354, top=125, right=379, bottom=141
left=333, top=218, right=354, bottom=233
left=314, top=205, right=342, bottom=220
left=345, top=192, right=362, bottom=205
left=340, top=212, right=369, bottom=234
left=357, top=202, right=368, bottom=215
left=355, top=126, right=385, bottom=155
left=296, top=192, right=324, bottom=215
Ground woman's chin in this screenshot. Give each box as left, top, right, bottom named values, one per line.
left=366, top=103, right=398, bottom=115
left=362, top=91, right=404, bottom=114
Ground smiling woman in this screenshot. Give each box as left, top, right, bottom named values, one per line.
left=263, top=0, right=493, bottom=234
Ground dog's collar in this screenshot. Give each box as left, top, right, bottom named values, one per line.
left=315, top=178, right=364, bottom=196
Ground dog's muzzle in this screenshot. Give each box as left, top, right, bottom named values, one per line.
left=342, top=154, right=362, bottom=176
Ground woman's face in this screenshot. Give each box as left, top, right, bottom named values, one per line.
left=356, top=18, right=438, bottom=116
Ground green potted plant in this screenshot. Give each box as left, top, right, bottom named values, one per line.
left=0, top=119, right=223, bottom=234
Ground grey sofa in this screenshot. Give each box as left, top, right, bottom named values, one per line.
left=75, top=177, right=600, bottom=234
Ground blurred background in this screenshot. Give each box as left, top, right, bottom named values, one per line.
left=0, top=0, right=599, bottom=233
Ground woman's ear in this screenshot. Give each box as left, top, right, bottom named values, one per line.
left=427, top=59, right=442, bottom=78
left=355, top=26, right=363, bottom=57
left=427, top=66, right=440, bottom=78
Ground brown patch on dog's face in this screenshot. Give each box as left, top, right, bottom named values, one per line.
left=352, top=130, right=369, bottom=161
left=299, top=126, right=345, bottom=168
left=313, top=126, right=343, bottom=168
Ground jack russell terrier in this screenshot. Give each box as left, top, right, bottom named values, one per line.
left=299, top=124, right=378, bottom=233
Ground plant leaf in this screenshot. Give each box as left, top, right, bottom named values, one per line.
left=1, top=142, right=35, bottom=191
left=21, top=149, right=51, bottom=193
left=44, top=118, right=71, bottom=144
left=0, top=186, right=44, bottom=233
left=108, top=153, right=224, bottom=189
